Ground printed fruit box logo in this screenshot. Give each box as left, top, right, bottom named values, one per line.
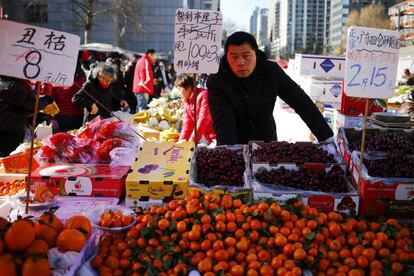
left=147, top=184, right=185, bottom=198
left=162, top=145, right=186, bottom=163
left=64, top=177, right=93, bottom=196
left=308, top=195, right=334, bottom=213
left=137, top=164, right=176, bottom=178
left=320, top=58, right=335, bottom=73
left=337, top=196, right=357, bottom=211
left=395, top=185, right=414, bottom=201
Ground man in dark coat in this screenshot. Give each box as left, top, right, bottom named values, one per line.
left=207, top=31, right=333, bottom=145
left=72, top=62, right=128, bottom=122
left=0, top=76, right=53, bottom=156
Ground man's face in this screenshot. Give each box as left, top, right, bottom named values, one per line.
left=226, top=43, right=257, bottom=78
left=148, top=53, right=156, bottom=62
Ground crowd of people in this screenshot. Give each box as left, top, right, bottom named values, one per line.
left=1, top=31, right=335, bottom=157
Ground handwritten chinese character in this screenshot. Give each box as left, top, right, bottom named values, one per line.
left=16, top=28, right=36, bottom=45
left=44, top=31, right=66, bottom=51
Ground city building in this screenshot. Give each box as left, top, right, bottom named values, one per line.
left=250, top=6, right=260, bottom=38
left=389, top=0, right=414, bottom=46
left=1, top=0, right=219, bottom=60
left=278, top=0, right=325, bottom=58
left=257, top=8, right=269, bottom=49
left=268, top=0, right=281, bottom=57
left=327, top=0, right=397, bottom=53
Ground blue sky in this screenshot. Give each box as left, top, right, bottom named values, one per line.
left=220, top=0, right=271, bottom=31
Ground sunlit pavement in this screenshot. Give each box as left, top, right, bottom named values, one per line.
left=274, top=99, right=312, bottom=142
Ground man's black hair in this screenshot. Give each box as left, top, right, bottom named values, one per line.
left=145, top=48, right=155, bottom=55
left=224, top=31, right=259, bottom=52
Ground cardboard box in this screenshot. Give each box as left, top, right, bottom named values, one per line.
left=126, top=141, right=194, bottom=200
left=359, top=198, right=414, bottom=221
left=340, top=90, right=387, bottom=116
left=302, top=77, right=342, bottom=103
left=294, top=54, right=345, bottom=79
left=189, top=145, right=253, bottom=196
left=125, top=197, right=164, bottom=210
left=2, top=150, right=39, bottom=173
left=29, top=164, right=130, bottom=197
left=254, top=181, right=359, bottom=214
left=350, top=151, right=414, bottom=200
left=335, top=112, right=364, bottom=129
left=250, top=141, right=346, bottom=174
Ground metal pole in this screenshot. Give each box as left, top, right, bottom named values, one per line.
left=357, top=99, right=370, bottom=190
left=26, top=81, right=41, bottom=214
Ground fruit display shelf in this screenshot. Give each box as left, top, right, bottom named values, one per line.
left=253, top=164, right=359, bottom=214
left=189, top=145, right=252, bottom=195
left=350, top=151, right=414, bottom=218
left=250, top=141, right=346, bottom=175
left=336, top=127, right=414, bottom=165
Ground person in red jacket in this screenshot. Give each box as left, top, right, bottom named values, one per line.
left=132, top=49, right=156, bottom=112
left=175, top=74, right=216, bottom=144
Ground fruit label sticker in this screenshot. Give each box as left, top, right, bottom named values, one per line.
left=344, top=26, right=400, bottom=99
left=174, top=8, right=223, bottom=74
left=395, top=184, right=414, bottom=200
left=64, top=177, right=93, bottom=196
left=0, top=20, right=80, bottom=86
left=308, top=195, right=334, bottom=213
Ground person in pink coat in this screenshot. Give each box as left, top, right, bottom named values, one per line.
left=132, top=49, right=156, bottom=112
left=175, top=74, right=216, bottom=144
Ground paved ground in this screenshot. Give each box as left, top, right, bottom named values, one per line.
left=274, top=98, right=312, bottom=142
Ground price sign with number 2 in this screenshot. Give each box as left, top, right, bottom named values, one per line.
left=344, top=26, right=400, bottom=99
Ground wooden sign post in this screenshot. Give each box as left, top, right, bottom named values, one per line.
left=0, top=20, right=80, bottom=213
left=344, top=26, right=400, bottom=187
left=174, top=9, right=223, bottom=147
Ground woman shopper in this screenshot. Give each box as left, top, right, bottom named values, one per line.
left=175, top=74, right=216, bottom=144
left=72, top=62, right=128, bottom=122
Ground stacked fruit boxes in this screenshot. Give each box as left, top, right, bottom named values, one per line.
left=188, top=145, right=252, bottom=195
left=250, top=141, right=359, bottom=214
left=125, top=141, right=194, bottom=207
left=339, top=127, right=414, bottom=221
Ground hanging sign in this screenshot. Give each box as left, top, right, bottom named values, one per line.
left=0, top=20, right=80, bottom=86
left=174, top=9, right=223, bottom=74
left=344, top=26, right=400, bottom=99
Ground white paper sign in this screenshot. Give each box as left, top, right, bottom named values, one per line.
left=0, top=20, right=80, bottom=86
left=174, top=9, right=223, bottom=74
left=344, top=26, right=400, bottom=99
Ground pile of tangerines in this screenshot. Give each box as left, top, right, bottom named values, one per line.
left=0, top=212, right=92, bottom=276
left=91, top=191, right=414, bottom=276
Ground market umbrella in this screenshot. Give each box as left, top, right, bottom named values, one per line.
left=80, top=43, right=143, bottom=58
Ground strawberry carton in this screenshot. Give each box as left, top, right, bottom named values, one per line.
left=340, top=83, right=387, bottom=116
left=350, top=151, right=414, bottom=200
left=29, top=164, right=130, bottom=197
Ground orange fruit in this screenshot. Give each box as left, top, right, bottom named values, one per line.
left=56, top=229, right=86, bottom=252
left=25, top=239, right=49, bottom=257
left=34, top=186, right=54, bottom=203
left=65, top=215, right=92, bottom=238
left=0, top=253, right=20, bottom=276
left=34, top=222, right=58, bottom=248
left=22, top=257, right=51, bottom=276
left=0, top=238, right=4, bottom=254
left=5, top=220, right=36, bottom=252
left=36, top=211, right=63, bottom=233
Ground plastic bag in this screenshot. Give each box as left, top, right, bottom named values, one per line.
left=110, top=147, right=139, bottom=166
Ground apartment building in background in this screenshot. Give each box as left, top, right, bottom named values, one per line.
left=268, top=0, right=281, bottom=57
left=257, top=8, right=269, bottom=50
left=250, top=6, right=260, bottom=38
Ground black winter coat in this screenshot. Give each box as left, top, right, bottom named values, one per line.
left=72, top=76, right=123, bottom=121
left=0, top=77, right=52, bottom=131
left=207, top=51, right=334, bottom=145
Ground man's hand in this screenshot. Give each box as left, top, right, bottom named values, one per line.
left=120, top=100, right=129, bottom=111
left=90, top=103, right=99, bottom=115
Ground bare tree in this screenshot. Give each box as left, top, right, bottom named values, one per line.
left=111, top=0, right=142, bottom=46
left=333, top=4, right=391, bottom=55
left=222, top=19, right=240, bottom=43
left=68, top=0, right=142, bottom=45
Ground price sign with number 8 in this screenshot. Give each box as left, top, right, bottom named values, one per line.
left=344, top=26, right=400, bottom=99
